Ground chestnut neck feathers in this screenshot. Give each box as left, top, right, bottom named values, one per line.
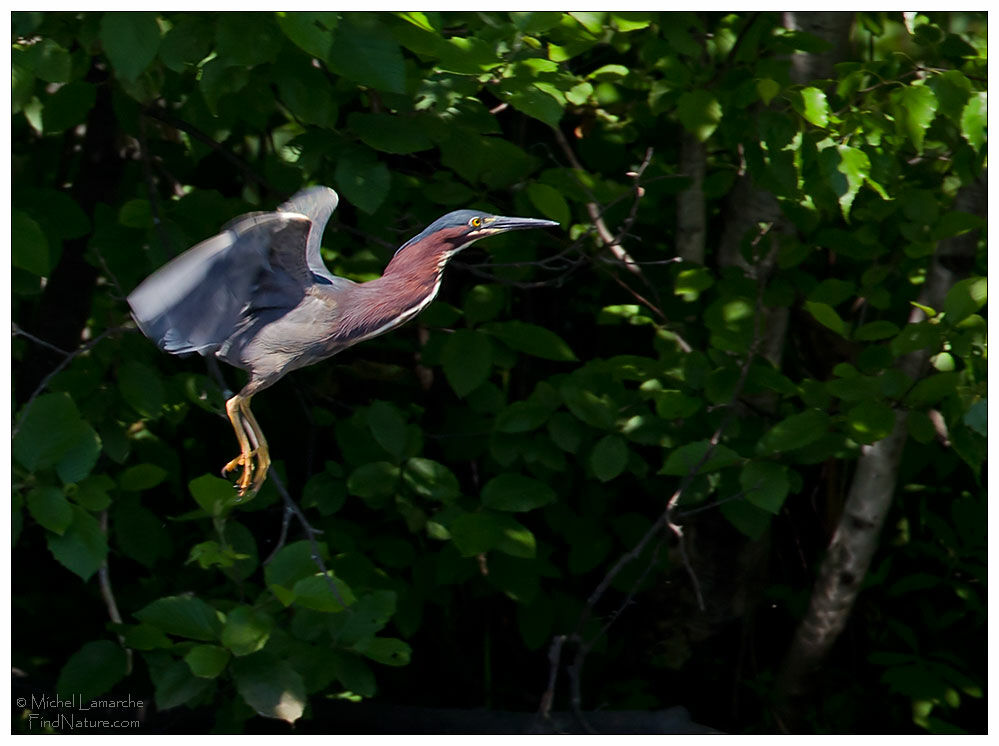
left=332, top=225, right=467, bottom=347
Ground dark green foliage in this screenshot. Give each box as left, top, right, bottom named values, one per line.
left=12, top=10, right=985, bottom=735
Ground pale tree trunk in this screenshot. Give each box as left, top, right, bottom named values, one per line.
left=774, top=175, right=986, bottom=729
left=675, top=132, right=706, bottom=264
left=716, top=13, right=855, bottom=367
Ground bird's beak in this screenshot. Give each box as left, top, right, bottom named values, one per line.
left=479, top=215, right=560, bottom=235
left=494, top=216, right=560, bottom=232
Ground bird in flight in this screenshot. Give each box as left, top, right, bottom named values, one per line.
left=128, top=186, right=558, bottom=496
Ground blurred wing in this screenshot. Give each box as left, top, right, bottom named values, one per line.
left=127, top=213, right=311, bottom=356
left=278, top=186, right=344, bottom=284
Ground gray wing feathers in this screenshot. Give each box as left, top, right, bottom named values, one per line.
left=279, top=186, right=341, bottom=282
left=127, top=213, right=310, bottom=356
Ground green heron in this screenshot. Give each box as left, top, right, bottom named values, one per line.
left=127, top=186, right=558, bottom=496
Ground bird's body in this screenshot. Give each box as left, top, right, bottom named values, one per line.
left=128, top=186, right=557, bottom=495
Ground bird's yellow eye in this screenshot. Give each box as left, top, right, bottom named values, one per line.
left=469, top=217, right=482, bottom=228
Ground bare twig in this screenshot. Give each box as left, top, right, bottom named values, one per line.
left=262, top=470, right=351, bottom=613
left=552, top=127, right=650, bottom=278
left=546, top=222, right=778, bottom=726
left=98, top=510, right=133, bottom=674
left=12, top=325, right=123, bottom=438
left=142, top=107, right=269, bottom=192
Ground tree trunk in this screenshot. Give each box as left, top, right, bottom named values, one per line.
left=774, top=175, right=986, bottom=730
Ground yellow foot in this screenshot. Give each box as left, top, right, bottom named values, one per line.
left=222, top=451, right=259, bottom=496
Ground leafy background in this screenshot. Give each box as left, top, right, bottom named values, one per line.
left=11, top=11, right=987, bottom=734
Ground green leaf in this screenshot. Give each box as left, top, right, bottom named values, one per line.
left=135, top=595, right=224, bottom=641
left=398, top=11, right=439, bottom=32
left=805, top=301, right=848, bottom=338
left=303, top=466, right=348, bottom=516
left=756, top=78, right=780, bottom=105
left=185, top=644, right=231, bottom=679
left=963, top=400, right=987, bottom=437
left=113, top=496, right=172, bottom=567
left=891, top=322, right=941, bottom=357
left=42, top=81, right=97, bottom=134
left=495, top=400, right=553, bottom=433
left=559, top=382, right=615, bottom=430
left=652, top=390, right=703, bottom=419
left=449, top=511, right=536, bottom=558
left=46, top=506, right=108, bottom=581
left=674, top=267, right=715, bottom=301
left=760, top=410, right=830, bottom=453
left=677, top=90, right=723, bottom=141
left=99, top=12, right=161, bottom=81
left=291, top=573, right=355, bottom=612
left=943, top=277, right=987, bottom=326
left=463, top=284, right=506, bottom=325
left=232, top=652, right=307, bottom=724
left=441, top=329, right=493, bottom=397
left=834, top=145, right=871, bottom=219
left=591, top=434, right=628, bottom=482
left=27, top=487, right=73, bottom=535
left=854, top=321, right=900, bottom=341
left=845, top=401, right=897, bottom=444
left=960, top=92, right=986, bottom=150
left=152, top=659, right=214, bottom=710
left=158, top=15, right=214, bottom=72
left=327, top=18, right=405, bottom=94
left=117, top=360, right=164, bottom=417
left=358, top=637, right=412, bottom=667
left=403, top=458, right=460, bottom=502
left=264, top=541, right=322, bottom=596
left=12, top=208, right=50, bottom=275
left=721, top=499, right=771, bottom=540
left=367, top=401, right=407, bottom=460
left=588, top=63, right=630, bottom=79
left=276, top=11, right=337, bottom=58
left=57, top=641, right=127, bottom=701
left=808, top=278, right=855, bottom=307
left=526, top=183, right=571, bottom=226
left=333, top=148, right=391, bottom=215
left=932, top=210, right=984, bottom=240
left=118, top=198, right=152, bottom=228
left=894, top=84, right=939, bottom=153
left=189, top=473, right=239, bottom=516
left=484, top=320, right=577, bottom=361
left=119, top=463, right=167, bottom=491
left=502, top=82, right=564, bottom=128
left=348, top=112, right=433, bottom=154
left=221, top=606, right=274, bottom=656
left=661, top=441, right=740, bottom=475
left=548, top=411, right=583, bottom=452
left=347, top=462, right=400, bottom=500
left=570, top=11, right=607, bottom=35
left=329, top=590, right=397, bottom=647
left=331, top=652, right=376, bottom=697
left=55, top=422, right=102, bottom=485
left=120, top=623, right=172, bottom=650
left=482, top=473, right=556, bottom=512
left=24, top=38, right=72, bottom=83
left=800, top=87, right=830, bottom=127
left=740, top=461, right=790, bottom=514
left=215, top=13, right=283, bottom=67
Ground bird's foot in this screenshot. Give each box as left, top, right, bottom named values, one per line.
left=222, top=451, right=260, bottom=497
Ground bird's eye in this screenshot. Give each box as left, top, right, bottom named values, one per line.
left=469, top=217, right=482, bottom=228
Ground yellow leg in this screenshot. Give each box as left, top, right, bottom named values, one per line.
left=239, top=397, right=271, bottom=495
left=223, top=394, right=257, bottom=495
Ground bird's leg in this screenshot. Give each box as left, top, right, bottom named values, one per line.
left=239, top=397, right=271, bottom=495
left=222, top=393, right=257, bottom=494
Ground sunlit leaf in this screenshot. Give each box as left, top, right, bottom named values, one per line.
left=677, top=90, right=722, bottom=141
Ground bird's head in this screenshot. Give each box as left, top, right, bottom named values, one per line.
left=395, top=209, right=559, bottom=258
